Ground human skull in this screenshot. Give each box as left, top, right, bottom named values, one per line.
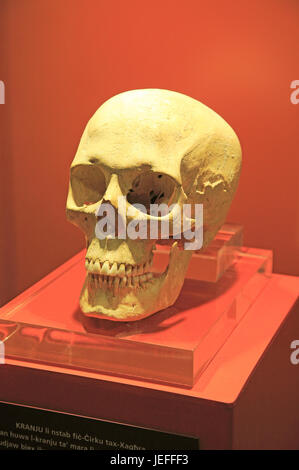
left=66, top=89, right=241, bottom=321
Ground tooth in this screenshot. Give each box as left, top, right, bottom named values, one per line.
left=125, top=264, right=132, bottom=275
left=137, top=264, right=144, bottom=275
left=144, top=261, right=150, bottom=273
left=94, top=259, right=101, bottom=273
left=98, top=276, right=103, bottom=287
left=132, top=265, right=138, bottom=276
left=132, top=276, right=139, bottom=287
left=88, top=279, right=94, bottom=292
left=127, top=277, right=132, bottom=287
left=85, top=259, right=89, bottom=270
left=118, top=263, right=126, bottom=276
left=140, top=274, right=147, bottom=283
left=89, top=260, right=95, bottom=272
left=146, top=272, right=153, bottom=280
left=101, top=261, right=110, bottom=275
left=113, top=277, right=120, bottom=296
left=120, top=276, right=127, bottom=288
left=110, top=262, right=118, bottom=275
left=104, top=275, right=108, bottom=286
left=108, top=276, right=113, bottom=288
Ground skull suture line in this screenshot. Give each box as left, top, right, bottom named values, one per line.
left=66, top=89, right=242, bottom=321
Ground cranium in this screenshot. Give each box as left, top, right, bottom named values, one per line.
left=66, top=89, right=241, bottom=321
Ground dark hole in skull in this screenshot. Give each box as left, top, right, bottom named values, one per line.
left=127, top=171, right=177, bottom=214
left=71, top=164, right=106, bottom=206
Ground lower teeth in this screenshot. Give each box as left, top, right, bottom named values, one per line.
left=89, top=272, right=153, bottom=291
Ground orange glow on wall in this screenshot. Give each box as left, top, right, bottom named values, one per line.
left=0, top=0, right=298, bottom=306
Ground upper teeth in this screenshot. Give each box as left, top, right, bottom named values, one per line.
left=85, top=259, right=152, bottom=277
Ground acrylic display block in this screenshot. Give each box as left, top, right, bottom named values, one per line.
left=155, top=223, right=243, bottom=282
left=0, top=229, right=272, bottom=387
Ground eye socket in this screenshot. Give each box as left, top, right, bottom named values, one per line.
left=127, top=172, right=177, bottom=214
left=71, top=164, right=106, bottom=207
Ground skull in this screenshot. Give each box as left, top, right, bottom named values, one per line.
left=66, top=89, right=241, bottom=321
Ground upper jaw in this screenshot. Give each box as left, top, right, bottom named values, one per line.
left=85, top=257, right=157, bottom=297
left=85, top=257, right=153, bottom=277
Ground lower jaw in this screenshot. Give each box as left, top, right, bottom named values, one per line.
left=80, top=242, right=191, bottom=321
left=81, top=270, right=167, bottom=321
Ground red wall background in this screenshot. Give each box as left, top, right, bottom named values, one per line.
left=0, top=0, right=298, bottom=306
